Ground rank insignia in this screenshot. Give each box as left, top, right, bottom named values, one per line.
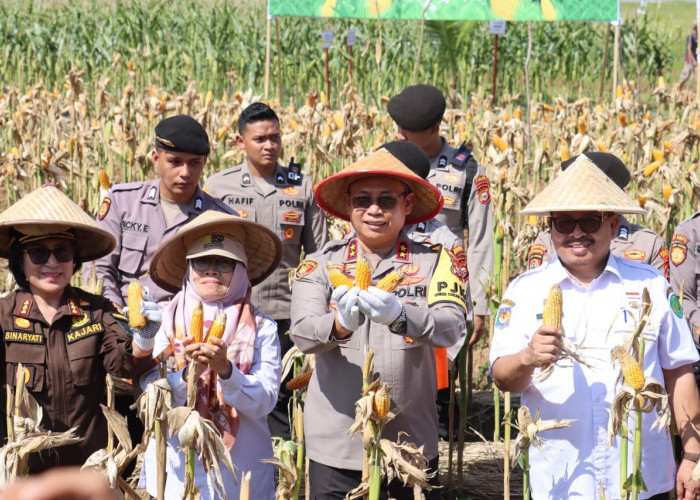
left=474, top=175, right=491, bottom=205
left=284, top=227, right=295, bottom=240
left=618, top=226, right=629, bottom=240
left=195, top=197, right=203, bottom=210
left=623, top=249, right=646, bottom=262
left=670, top=234, right=689, bottom=266
left=294, top=259, right=318, bottom=280
left=528, top=244, right=547, bottom=269
left=98, top=197, right=111, bottom=221
left=346, top=239, right=358, bottom=261
left=416, top=222, right=427, bottom=233
left=277, top=174, right=285, bottom=184
left=67, top=299, right=83, bottom=316
left=438, top=156, right=448, bottom=169
left=396, top=240, right=410, bottom=261
left=242, top=173, right=252, bottom=185
left=284, top=211, right=301, bottom=223
left=16, top=298, right=33, bottom=317
left=148, top=186, right=157, bottom=199
left=14, top=317, right=31, bottom=329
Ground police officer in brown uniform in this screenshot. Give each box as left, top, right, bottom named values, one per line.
left=388, top=84, right=493, bottom=346
left=204, top=102, right=327, bottom=438
left=527, top=153, right=669, bottom=279
left=0, top=185, right=157, bottom=472
left=670, top=213, right=700, bottom=349
left=88, top=115, right=234, bottom=308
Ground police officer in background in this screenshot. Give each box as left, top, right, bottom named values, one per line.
left=204, top=102, right=328, bottom=438
left=88, top=115, right=234, bottom=308
left=388, top=84, right=493, bottom=347
left=526, top=152, right=669, bottom=279
left=670, top=210, right=700, bottom=350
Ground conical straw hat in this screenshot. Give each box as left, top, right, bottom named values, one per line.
left=520, top=155, right=646, bottom=216
left=315, top=149, right=443, bottom=225
left=149, top=210, right=283, bottom=292
left=0, top=184, right=115, bottom=261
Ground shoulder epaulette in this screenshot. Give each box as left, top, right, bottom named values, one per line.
left=450, top=142, right=472, bottom=168
left=110, top=181, right=148, bottom=193
left=286, top=157, right=303, bottom=186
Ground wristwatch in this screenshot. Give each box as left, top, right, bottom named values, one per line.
left=683, top=451, right=700, bottom=462
left=388, top=306, right=407, bottom=334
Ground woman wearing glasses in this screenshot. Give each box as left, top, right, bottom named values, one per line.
left=0, top=184, right=157, bottom=472
left=139, top=210, right=282, bottom=500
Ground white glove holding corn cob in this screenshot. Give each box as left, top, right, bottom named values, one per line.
left=357, top=287, right=403, bottom=325
left=332, top=285, right=365, bottom=331
left=124, top=282, right=161, bottom=351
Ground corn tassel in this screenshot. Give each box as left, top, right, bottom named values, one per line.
left=355, top=256, right=371, bottom=290
left=327, top=263, right=354, bottom=288
left=190, top=301, right=203, bottom=343
left=127, top=281, right=147, bottom=328
left=204, top=313, right=227, bottom=344
left=611, top=346, right=644, bottom=391
left=375, top=270, right=404, bottom=292
left=542, top=284, right=562, bottom=329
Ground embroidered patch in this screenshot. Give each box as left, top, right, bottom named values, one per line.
left=670, top=234, right=689, bottom=266
left=396, top=240, right=410, bottom=261
left=446, top=244, right=469, bottom=282
left=659, top=248, right=670, bottom=280
left=195, top=197, right=203, bottom=210
left=5, top=331, right=43, bottom=344
left=242, top=173, right=252, bottom=185
left=495, top=305, right=512, bottom=328
left=79, top=299, right=90, bottom=307
left=528, top=244, right=547, bottom=269
left=403, top=336, right=415, bottom=345
left=282, top=187, right=301, bottom=196
left=71, top=313, right=90, bottom=329
left=346, top=239, right=359, bottom=262
left=294, top=259, right=318, bottom=280
left=111, top=312, right=127, bottom=322
left=502, top=299, right=515, bottom=308
left=444, top=195, right=456, bottom=206
left=14, top=317, right=31, bottom=329
left=623, top=249, right=646, bottom=262
left=284, top=211, right=301, bottom=223
left=618, top=226, right=629, bottom=240
left=474, top=175, right=491, bottom=205
left=98, top=197, right=111, bottom=220
left=15, top=298, right=32, bottom=317
left=284, top=227, right=295, bottom=240
left=66, top=322, right=104, bottom=343
left=397, top=264, right=424, bottom=286
left=237, top=208, right=249, bottom=219
left=67, top=299, right=82, bottom=316
left=443, top=173, right=461, bottom=183
left=669, top=293, right=683, bottom=318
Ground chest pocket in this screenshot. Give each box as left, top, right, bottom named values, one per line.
left=66, top=325, right=103, bottom=386
left=278, top=205, right=305, bottom=245
left=120, top=231, right=149, bottom=275
left=6, top=343, right=45, bottom=392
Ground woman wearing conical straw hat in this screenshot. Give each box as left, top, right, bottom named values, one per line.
left=0, top=184, right=158, bottom=472
left=138, top=210, right=283, bottom=500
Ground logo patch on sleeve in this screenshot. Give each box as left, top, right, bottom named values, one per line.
left=495, top=305, right=512, bottom=328
left=428, top=248, right=466, bottom=310
left=474, top=175, right=491, bottom=204
left=669, top=293, right=683, bottom=318
left=98, top=197, right=111, bottom=220
left=527, top=244, right=547, bottom=269
left=670, top=234, right=689, bottom=266
left=294, top=259, right=318, bottom=280
left=659, top=248, right=670, bottom=280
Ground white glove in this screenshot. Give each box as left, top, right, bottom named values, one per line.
left=332, top=285, right=365, bottom=332
left=122, top=287, right=161, bottom=351
left=357, top=287, right=403, bottom=325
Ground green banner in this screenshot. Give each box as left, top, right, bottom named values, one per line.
left=268, top=0, right=618, bottom=21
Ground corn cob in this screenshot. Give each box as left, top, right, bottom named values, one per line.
left=286, top=369, right=313, bottom=391
left=542, top=103, right=554, bottom=112
left=215, top=126, right=228, bottom=141
left=372, top=384, right=391, bottom=419
left=577, top=118, right=586, bottom=135
left=204, top=313, right=227, bottom=344
left=643, top=161, right=661, bottom=177
left=597, top=141, right=608, bottom=152
left=611, top=346, right=644, bottom=391
left=332, top=112, right=344, bottom=129
left=618, top=113, right=627, bottom=127
left=560, top=143, right=570, bottom=162
left=616, top=85, right=623, bottom=99
left=663, top=184, right=673, bottom=202
left=542, top=284, right=562, bottom=329
left=204, top=90, right=213, bottom=108
left=375, top=270, right=405, bottom=292
left=514, top=108, right=522, bottom=120
left=327, top=263, right=354, bottom=288
left=492, top=135, right=509, bottom=152
left=98, top=170, right=111, bottom=189
left=355, top=256, right=371, bottom=290
left=652, top=149, right=665, bottom=163
left=127, top=281, right=147, bottom=328
left=637, top=195, right=647, bottom=208
left=191, top=301, right=204, bottom=343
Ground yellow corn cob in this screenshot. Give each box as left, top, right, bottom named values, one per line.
left=611, top=346, right=644, bottom=391
left=616, top=85, right=623, bottom=99
left=191, top=301, right=204, bottom=343
left=577, top=118, right=586, bottom=135
left=354, top=256, right=371, bottom=290
left=517, top=405, right=534, bottom=434
left=618, top=113, right=627, bottom=127
left=204, top=90, right=213, bottom=108
left=644, top=111, right=651, bottom=121
left=503, top=111, right=510, bottom=122
left=643, top=161, right=661, bottom=177
left=322, top=125, right=331, bottom=138
left=637, top=195, right=647, bottom=208
left=289, top=118, right=299, bottom=131
left=204, top=313, right=227, bottom=344
left=527, top=215, right=538, bottom=226
left=560, top=143, right=570, bottom=162
left=327, top=263, right=354, bottom=289
left=127, top=281, right=147, bottom=329
left=215, top=126, right=228, bottom=141
left=234, top=91, right=243, bottom=103
left=657, top=76, right=666, bottom=89
left=652, top=149, right=665, bottom=163
left=332, top=112, right=344, bottom=129
left=98, top=170, right=111, bottom=189
left=663, top=184, right=673, bottom=202
left=663, top=140, right=674, bottom=153
left=596, top=141, right=608, bottom=153
left=286, top=369, right=313, bottom=391
left=514, top=108, right=522, bottom=120
left=542, top=103, right=555, bottom=112
left=492, top=135, right=508, bottom=152
left=375, top=270, right=405, bottom=292
left=542, top=284, right=562, bottom=329
left=372, top=383, right=391, bottom=419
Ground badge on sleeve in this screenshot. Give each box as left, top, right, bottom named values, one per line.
left=528, top=244, right=547, bottom=269
left=495, top=305, right=512, bottom=329
left=670, top=234, right=689, bottom=266
left=98, top=197, right=111, bottom=220
left=659, top=248, right=670, bottom=280
left=474, top=175, right=491, bottom=204
left=294, top=259, right=318, bottom=280
left=427, top=248, right=466, bottom=310
left=669, top=293, right=683, bottom=318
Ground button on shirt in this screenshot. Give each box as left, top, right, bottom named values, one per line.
left=489, top=255, right=698, bottom=499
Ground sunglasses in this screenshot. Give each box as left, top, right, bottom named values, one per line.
left=23, top=244, right=75, bottom=265
left=549, top=214, right=608, bottom=234
left=349, top=190, right=411, bottom=211
left=191, top=257, right=235, bottom=273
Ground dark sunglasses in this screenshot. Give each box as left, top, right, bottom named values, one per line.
left=349, top=190, right=411, bottom=211
left=549, top=214, right=608, bottom=234
left=23, top=244, right=75, bottom=265
left=191, top=257, right=235, bottom=273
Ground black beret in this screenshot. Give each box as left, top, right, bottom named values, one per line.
left=387, top=84, right=446, bottom=132
left=561, top=152, right=630, bottom=189
left=378, top=141, right=430, bottom=180
left=155, top=115, right=210, bottom=156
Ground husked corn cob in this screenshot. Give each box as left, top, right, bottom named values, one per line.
left=618, top=113, right=627, bottom=127
left=98, top=170, right=111, bottom=189
left=355, top=256, right=371, bottom=290
left=577, top=118, right=586, bottom=135
left=652, top=149, right=665, bottom=163
left=286, top=369, right=313, bottom=391
left=643, top=161, right=661, bottom=177
left=375, top=270, right=405, bottom=292
left=204, top=313, right=227, bottom=344
left=542, top=284, right=562, bottom=329
left=663, top=184, right=673, bottom=202
left=514, top=108, right=522, bottom=120
left=560, top=143, right=570, bottom=162
left=327, top=263, right=354, bottom=288
left=127, top=281, right=147, bottom=328
left=372, top=383, right=391, bottom=419
left=611, top=346, right=644, bottom=391
left=191, top=301, right=204, bottom=343
left=492, top=135, right=509, bottom=152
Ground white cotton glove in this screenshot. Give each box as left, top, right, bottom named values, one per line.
left=332, top=285, right=365, bottom=332
left=357, top=287, right=403, bottom=325
left=122, top=287, right=160, bottom=351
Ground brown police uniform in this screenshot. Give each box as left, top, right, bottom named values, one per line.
left=290, top=231, right=467, bottom=471
left=203, top=161, right=328, bottom=319
left=0, top=287, right=154, bottom=472
left=527, top=215, right=669, bottom=279
left=428, top=139, right=493, bottom=317
left=669, top=213, right=700, bottom=339
left=87, top=179, right=234, bottom=307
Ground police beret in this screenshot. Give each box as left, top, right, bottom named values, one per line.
left=378, top=141, right=430, bottom=180
left=155, top=115, right=210, bottom=156
left=561, top=152, right=630, bottom=189
left=387, top=84, right=446, bottom=132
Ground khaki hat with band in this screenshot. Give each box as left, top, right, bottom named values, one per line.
left=520, top=154, right=646, bottom=216
left=0, top=184, right=116, bottom=261
left=314, top=149, right=444, bottom=225
left=150, top=210, right=283, bottom=293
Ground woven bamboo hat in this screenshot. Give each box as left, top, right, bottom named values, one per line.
left=0, top=184, right=115, bottom=261
left=150, top=210, right=283, bottom=292
left=520, top=155, right=646, bottom=216
left=315, top=149, right=443, bottom=225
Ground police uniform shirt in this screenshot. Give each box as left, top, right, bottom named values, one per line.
left=204, top=161, right=328, bottom=320
left=670, top=212, right=700, bottom=336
